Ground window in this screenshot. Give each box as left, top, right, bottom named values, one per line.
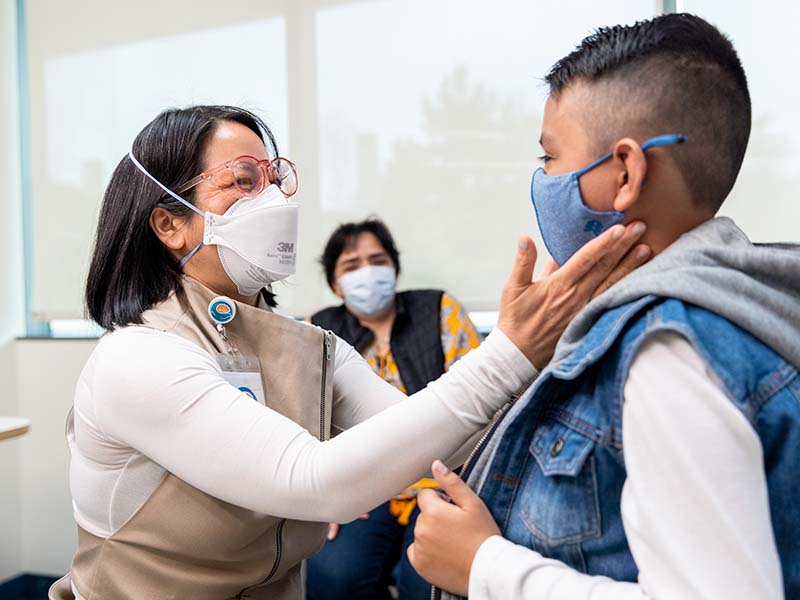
left=682, top=1, right=800, bottom=242
left=22, top=1, right=288, bottom=331
left=19, top=0, right=791, bottom=335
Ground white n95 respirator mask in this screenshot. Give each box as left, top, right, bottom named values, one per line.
left=129, top=152, right=299, bottom=296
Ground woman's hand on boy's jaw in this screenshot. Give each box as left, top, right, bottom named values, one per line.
left=407, top=460, right=501, bottom=596
left=497, top=221, right=650, bottom=370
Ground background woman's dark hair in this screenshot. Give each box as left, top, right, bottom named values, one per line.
left=86, top=105, right=279, bottom=330
left=319, top=217, right=401, bottom=291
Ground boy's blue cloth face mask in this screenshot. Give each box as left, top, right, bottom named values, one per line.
left=530, top=133, right=686, bottom=266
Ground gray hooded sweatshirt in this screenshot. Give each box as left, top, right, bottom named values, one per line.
left=555, top=216, right=800, bottom=369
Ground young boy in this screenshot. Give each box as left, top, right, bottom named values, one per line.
left=407, top=13, right=800, bottom=600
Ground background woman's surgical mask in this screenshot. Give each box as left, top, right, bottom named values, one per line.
left=339, top=265, right=397, bottom=317
left=129, top=152, right=299, bottom=296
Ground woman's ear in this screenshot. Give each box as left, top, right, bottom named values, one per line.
left=149, top=207, right=190, bottom=252
left=612, top=138, right=647, bottom=212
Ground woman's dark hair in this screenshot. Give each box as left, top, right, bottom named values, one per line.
left=86, top=105, right=279, bottom=330
left=319, top=217, right=401, bottom=291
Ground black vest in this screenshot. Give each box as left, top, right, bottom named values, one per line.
left=311, top=290, right=445, bottom=395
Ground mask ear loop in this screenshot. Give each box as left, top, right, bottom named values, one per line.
left=178, top=242, right=205, bottom=267
left=128, top=151, right=206, bottom=266
left=574, top=134, right=688, bottom=178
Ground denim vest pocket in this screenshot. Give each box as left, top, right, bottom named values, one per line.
left=521, top=421, right=602, bottom=546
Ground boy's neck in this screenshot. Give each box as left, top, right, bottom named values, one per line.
left=625, top=177, right=714, bottom=257
left=636, top=213, right=711, bottom=256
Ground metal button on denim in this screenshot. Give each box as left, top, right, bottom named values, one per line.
left=550, top=438, right=564, bottom=457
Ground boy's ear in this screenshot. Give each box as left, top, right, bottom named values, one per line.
left=612, top=138, right=647, bottom=212
left=150, top=206, right=191, bottom=252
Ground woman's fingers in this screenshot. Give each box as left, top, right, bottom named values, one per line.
left=497, top=222, right=649, bottom=370
left=541, top=257, right=559, bottom=278
left=556, top=222, right=646, bottom=285
left=590, top=244, right=652, bottom=300
left=570, top=221, right=648, bottom=297
left=497, top=236, right=541, bottom=365
left=504, top=236, right=538, bottom=292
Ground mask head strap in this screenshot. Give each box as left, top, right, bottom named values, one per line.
left=575, top=133, right=687, bottom=178
left=127, top=151, right=205, bottom=217
left=128, top=150, right=205, bottom=266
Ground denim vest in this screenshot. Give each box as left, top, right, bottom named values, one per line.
left=443, top=296, right=800, bottom=598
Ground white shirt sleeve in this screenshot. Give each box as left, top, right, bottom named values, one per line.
left=327, top=336, right=408, bottom=433
left=327, top=336, right=489, bottom=468
left=89, top=326, right=535, bottom=524
left=467, top=331, right=782, bottom=600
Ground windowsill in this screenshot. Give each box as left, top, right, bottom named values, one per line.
left=21, top=311, right=500, bottom=340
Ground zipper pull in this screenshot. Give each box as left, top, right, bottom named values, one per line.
left=325, top=331, right=332, bottom=361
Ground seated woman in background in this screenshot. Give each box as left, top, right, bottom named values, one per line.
left=307, top=218, right=481, bottom=600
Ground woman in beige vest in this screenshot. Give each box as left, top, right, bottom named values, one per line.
left=51, top=105, right=650, bottom=600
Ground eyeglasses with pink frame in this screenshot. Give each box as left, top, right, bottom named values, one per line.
left=175, top=155, right=298, bottom=198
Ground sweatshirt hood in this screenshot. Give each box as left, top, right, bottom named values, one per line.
left=554, top=217, right=800, bottom=369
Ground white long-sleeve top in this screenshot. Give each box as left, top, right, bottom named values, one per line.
left=69, top=325, right=535, bottom=538
left=468, top=331, right=783, bottom=600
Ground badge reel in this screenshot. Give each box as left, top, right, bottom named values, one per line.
left=208, top=296, right=266, bottom=405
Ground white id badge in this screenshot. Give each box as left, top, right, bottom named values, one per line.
left=215, top=354, right=266, bottom=406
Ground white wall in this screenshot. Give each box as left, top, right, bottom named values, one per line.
left=15, top=340, right=96, bottom=575
left=0, top=339, right=95, bottom=581
left=0, top=0, right=26, bottom=583
left=0, top=0, right=89, bottom=581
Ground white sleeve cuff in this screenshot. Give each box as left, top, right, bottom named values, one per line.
left=469, top=535, right=522, bottom=600
left=482, top=328, right=538, bottom=391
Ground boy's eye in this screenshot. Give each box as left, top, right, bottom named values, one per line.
left=538, top=154, right=552, bottom=164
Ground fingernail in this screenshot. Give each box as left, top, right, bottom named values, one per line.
left=631, top=222, right=647, bottom=236
left=518, top=237, right=528, bottom=252
left=432, top=459, right=450, bottom=477
left=636, top=246, right=651, bottom=260
left=611, top=225, right=625, bottom=240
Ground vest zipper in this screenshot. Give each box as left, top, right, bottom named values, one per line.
left=430, top=398, right=517, bottom=600
left=320, top=331, right=332, bottom=441
left=259, top=333, right=331, bottom=591
left=261, top=518, right=286, bottom=586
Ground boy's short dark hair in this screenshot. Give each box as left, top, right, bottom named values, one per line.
left=319, top=217, right=401, bottom=291
left=546, top=13, right=750, bottom=213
